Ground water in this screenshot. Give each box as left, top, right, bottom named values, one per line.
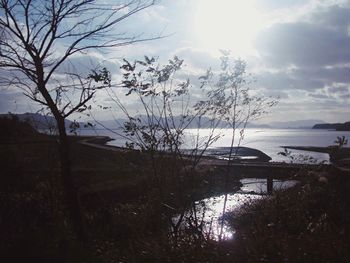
left=175, top=179, right=298, bottom=240
left=183, top=193, right=260, bottom=240
left=181, top=128, right=350, bottom=163
left=77, top=128, right=350, bottom=163
left=76, top=127, right=349, bottom=240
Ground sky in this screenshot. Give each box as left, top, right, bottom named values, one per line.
left=1, top=0, right=350, bottom=124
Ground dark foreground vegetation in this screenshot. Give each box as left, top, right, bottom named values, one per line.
left=227, top=170, right=350, bottom=262
left=1, top=117, right=350, bottom=262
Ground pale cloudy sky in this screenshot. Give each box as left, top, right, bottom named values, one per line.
left=1, top=0, right=350, bottom=123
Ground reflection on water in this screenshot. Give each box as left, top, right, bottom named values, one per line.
left=190, top=193, right=260, bottom=240
left=182, top=128, right=335, bottom=163
left=77, top=127, right=350, bottom=163
left=174, top=179, right=298, bottom=241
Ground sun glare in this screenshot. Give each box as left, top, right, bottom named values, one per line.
left=194, top=0, right=263, bottom=55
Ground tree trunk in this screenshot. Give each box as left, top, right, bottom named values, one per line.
left=56, top=116, right=87, bottom=241
left=34, top=58, right=86, bottom=241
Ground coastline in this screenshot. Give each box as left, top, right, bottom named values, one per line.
left=76, top=135, right=332, bottom=181
left=283, top=145, right=350, bottom=170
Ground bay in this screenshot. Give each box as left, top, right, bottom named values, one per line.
left=77, top=128, right=350, bottom=163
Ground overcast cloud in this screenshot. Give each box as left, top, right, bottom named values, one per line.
left=1, top=0, right=350, bottom=123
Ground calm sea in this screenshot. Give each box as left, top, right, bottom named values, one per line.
left=77, top=128, right=350, bottom=163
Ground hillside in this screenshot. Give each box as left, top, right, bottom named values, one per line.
left=0, top=115, right=38, bottom=138
left=268, top=119, right=326, bottom=129
left=0, top=112, right=73, bottom=130
left=337, top=122, right=350, bottom=131
left=313, top=121, right=350, bottom=131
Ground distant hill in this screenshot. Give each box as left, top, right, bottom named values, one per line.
left=94, top=115, right=271, bottom=130
left=312, top=123, right=342, bottom=129
left=337, top=122, right=350, bottom=131
left=0, top=113, right=73, bottom=131
left=267, top=119, right=326, bottom=129
left=246, top=123, right=271, bottom=129
left=313, top=121, right=350, bottom=131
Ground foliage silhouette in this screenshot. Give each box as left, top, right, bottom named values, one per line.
left=0, top=0, right=157, bottom=241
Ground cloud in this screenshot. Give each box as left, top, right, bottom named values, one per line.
left=55, top=53, right=121, bottom=76
left=293, top=65, right=350, bottom=84
left=330, top=83, right=350, bottom=94
left=311, top=5, right=350, bottom=32
left=255, top=0, right=307, bottom=11
left=255, top=70, right=325, bottom=91
left=255, top=3, right=350, bottom=69
left=307, top=82, right=350, bottom=103
left=1, top=0, right=350, bottom=122
left=252, top=2, right=350, bottom=118
left=172, top=47, right=218, bottom=72
left=308, top=93, right=329, bottom=99
left=135, top=4, right=169, bottom=24
left=0, top=92, right=40, bottom=114
left=255, top=22, right=350, bottom=68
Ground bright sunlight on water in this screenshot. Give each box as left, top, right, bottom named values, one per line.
left=79, top=128, right=350, bottom=163
left=173, top=179, right=298, bottom=241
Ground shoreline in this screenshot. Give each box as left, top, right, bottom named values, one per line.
left=77, top=135, right=333, bottom=180
left=283, top=145, right=350, bottom=169
left=78, top=135, right=333, bottom=166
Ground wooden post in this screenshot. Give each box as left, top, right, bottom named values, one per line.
left=267, top=177, right=273, bottom=195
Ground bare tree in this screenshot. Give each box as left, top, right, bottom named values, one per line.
left=196, top=50, right=278, bottom=240
left=0, top=0, right=157, bottom=240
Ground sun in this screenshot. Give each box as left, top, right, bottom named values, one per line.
left=194, top=0, right=263, bottom=56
